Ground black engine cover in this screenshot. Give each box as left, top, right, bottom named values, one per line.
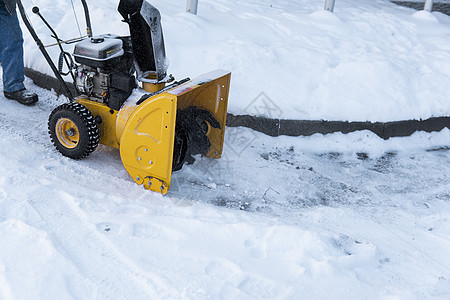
left=108, top=72, right=136, bottom=111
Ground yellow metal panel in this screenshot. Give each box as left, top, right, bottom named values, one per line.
left=76, top=98, right=120, bottom=149
left=169, top=71, right=231, bottom=159
left=115, top=98, right=138, bottom=144
left=119, top=94, right=178, bottom=195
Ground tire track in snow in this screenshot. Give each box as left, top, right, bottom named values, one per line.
left=0, top=106, right=132, bottom=188
left=27, top=188, right=178, bottom=299
left=1, top=101, right=178, bottom=297
left=378, top=220, right=450, bottom=277
left=0, top=112, right=48, bottom=148
left=0, top=83, right=67, bottom=149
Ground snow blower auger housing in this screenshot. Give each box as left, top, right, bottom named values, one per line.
left=17, top=0, right=231, bottom=194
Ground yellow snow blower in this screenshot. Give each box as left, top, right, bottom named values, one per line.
left=17, top=0, right=231, bottom=194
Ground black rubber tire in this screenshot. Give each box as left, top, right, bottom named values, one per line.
left=48, top=102, right=99, bottom=159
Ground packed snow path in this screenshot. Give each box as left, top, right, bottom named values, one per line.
left=0, top=81, right=449, bottom=298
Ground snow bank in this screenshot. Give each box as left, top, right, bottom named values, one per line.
left=18, top=0, right=450, bottom=121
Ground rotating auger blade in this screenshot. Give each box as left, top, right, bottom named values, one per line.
left=173, top=106, right=221, bottom=169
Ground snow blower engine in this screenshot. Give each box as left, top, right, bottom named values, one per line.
left=17, top=0, right=231, bottom=194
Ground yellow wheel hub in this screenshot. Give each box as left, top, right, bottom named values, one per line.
left=56, top=118, right=80, bottom=149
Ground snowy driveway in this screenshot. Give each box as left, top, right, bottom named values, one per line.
left=0, top=81, right=449, bottom=298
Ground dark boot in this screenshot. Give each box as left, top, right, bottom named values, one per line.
left=4, top=89, right=38, bottom=106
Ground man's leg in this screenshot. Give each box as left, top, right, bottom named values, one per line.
left=0, top=4, right=25, bottom=93
left=0, top=3, right=37, bottom=105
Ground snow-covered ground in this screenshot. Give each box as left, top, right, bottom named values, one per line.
left=1, top=0, right=450, bottom=299
left=19, top=0, right=450, bottom=121
left=0, top=79, right=449, bottom=299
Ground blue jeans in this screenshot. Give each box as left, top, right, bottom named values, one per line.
left=0, top=0, right=26, bottom=93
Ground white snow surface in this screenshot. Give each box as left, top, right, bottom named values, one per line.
left=0, top=78, right=450, bottom=298
left=1, top=0, right=450, bottom=299
left=18, top=0, right=450, bottom=121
